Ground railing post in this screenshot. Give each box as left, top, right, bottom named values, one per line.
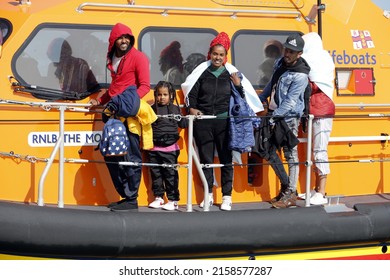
left=37, top=135, right=62, bottom=206
left=57, top=106, right=65, bottom=208
left=305, top=114, right=314, bottom=207
left=186, top=115, right=195, bottom=212
left=191, top=147, right=210, bottom=211
left=186, top=115, right=217, bottom=212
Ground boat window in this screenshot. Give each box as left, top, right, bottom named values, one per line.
left=0, top=18, right=12, bottom=58
left=12, top=24, right=112, bottom=94
left=0, top=18, right=12, bottom=42
left=335, top=67, right=375, bottom=96
left=231, top=31, right=293, bottom=89
left=139, top=27, right=217, bottom=88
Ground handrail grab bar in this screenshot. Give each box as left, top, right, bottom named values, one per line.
left=37, top=105, right=68, bottom=208
left=76, top=2, right=301, bottom=18
left=37, top=134, right=63, bottom=207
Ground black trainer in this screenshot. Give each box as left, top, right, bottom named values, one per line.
left=110, top=200, right=138, bottom=212
left=107, top=199, right=126, bottom=208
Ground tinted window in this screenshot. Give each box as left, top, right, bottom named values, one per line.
left=232, top=31, right=292, bottom=88
left=12, top=24, right=111, bottom=92
left=139, top=27, right=217, bottom=88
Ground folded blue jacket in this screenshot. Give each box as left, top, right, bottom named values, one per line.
left=106, top=85, right=140, bottom=118
left=228, top=73, right=260, bottom=153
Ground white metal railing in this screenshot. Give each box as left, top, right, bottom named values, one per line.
left=336, top=103, right=390, bottom=108
left=0, top=99, right=93, bottom=208
left=34, top=103, right=93, bottom=208
left=0, top=99, right=211, bottom=210
left=1, top=98, right=390, bottom=210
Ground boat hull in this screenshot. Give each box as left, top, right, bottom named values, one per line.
left=1, top=201, right=389, bottom=259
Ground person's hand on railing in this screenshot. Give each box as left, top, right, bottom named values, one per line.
left=189, top=108, right=203, bottom=116
left=88, top=99, right=100, bottom=107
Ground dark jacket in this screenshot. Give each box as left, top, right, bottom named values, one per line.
left=151, top=103, right=188, bottom=147
left=271, top=118, right=300, bottom=150
left=105, top=85, right=140, bottom=118
left=253, top=117, right=299, bottom=159
left=187, top=68, right=231, bottom=115
left=252, top=117, right=273, bottom=160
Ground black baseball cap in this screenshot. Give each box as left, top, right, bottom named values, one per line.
left=283, top=33, right=304, bottom=52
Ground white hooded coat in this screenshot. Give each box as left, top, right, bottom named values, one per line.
left=301, top=32, right=335, bottom=99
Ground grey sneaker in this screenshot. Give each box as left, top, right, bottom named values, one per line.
left=272, top=192, right=297, bottom=208
left=270, top=192, right=284, bottom=203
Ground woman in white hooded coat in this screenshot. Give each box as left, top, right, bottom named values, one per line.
left=301, top=32, right=335, bottom=205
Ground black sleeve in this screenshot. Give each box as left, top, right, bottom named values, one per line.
left=187, top=79, right=201, bottom=109
left=178, top=117, right=188, bottom=129
left=234, top=84, right=245, bottom=98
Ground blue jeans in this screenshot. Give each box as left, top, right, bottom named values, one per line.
left=267, top=150, right=289, bottom=187
left=282, top=118, right=299, bottom=192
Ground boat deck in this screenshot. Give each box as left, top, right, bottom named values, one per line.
left=29, top=192, right=390, bottom=214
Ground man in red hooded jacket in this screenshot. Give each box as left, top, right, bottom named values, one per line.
left=91, top=22, right=150, bottom=104
left=90, top=23, right=150, bottom=211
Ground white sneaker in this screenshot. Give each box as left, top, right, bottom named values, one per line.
left=148, top=197, right=164, bottom=209
left=298, top=190, right=316, bottom=199
left=200, top=193, right=214, bottom=208
left=298, top=193, right=307, bottom=199
left=310, top=192, right=328, bottom=205
left=220, top=195, right=232, bottom=211
left=162, top=200, right=178, bottom=211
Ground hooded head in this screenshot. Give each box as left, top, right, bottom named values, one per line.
left=263, top=39, right=283, bottom=58
left=302, top=32, right=324, bottom=55
left=108, top=23, right=135, bottom=58
left=207, top=32, right=230, bottom=64
left=184, top=53, right=206, bottom=74
left=47, top=38, right=72, bottom=63
left=159, top=41, right=184, bottom=74
left=301, top=32, right=335, bottom=97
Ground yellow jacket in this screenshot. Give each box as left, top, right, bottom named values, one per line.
left=120, top=99, right=157, bottom=150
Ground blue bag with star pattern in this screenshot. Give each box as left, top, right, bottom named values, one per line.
left=99, top=118, right=130, bottom=157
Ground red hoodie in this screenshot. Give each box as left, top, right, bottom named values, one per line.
left=98, top=23, right=150, bottom=105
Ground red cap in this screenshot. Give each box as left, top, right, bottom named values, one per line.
left=208, top=32, right=230, bottom=64
left=210, top=32, right=230, bottom=51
